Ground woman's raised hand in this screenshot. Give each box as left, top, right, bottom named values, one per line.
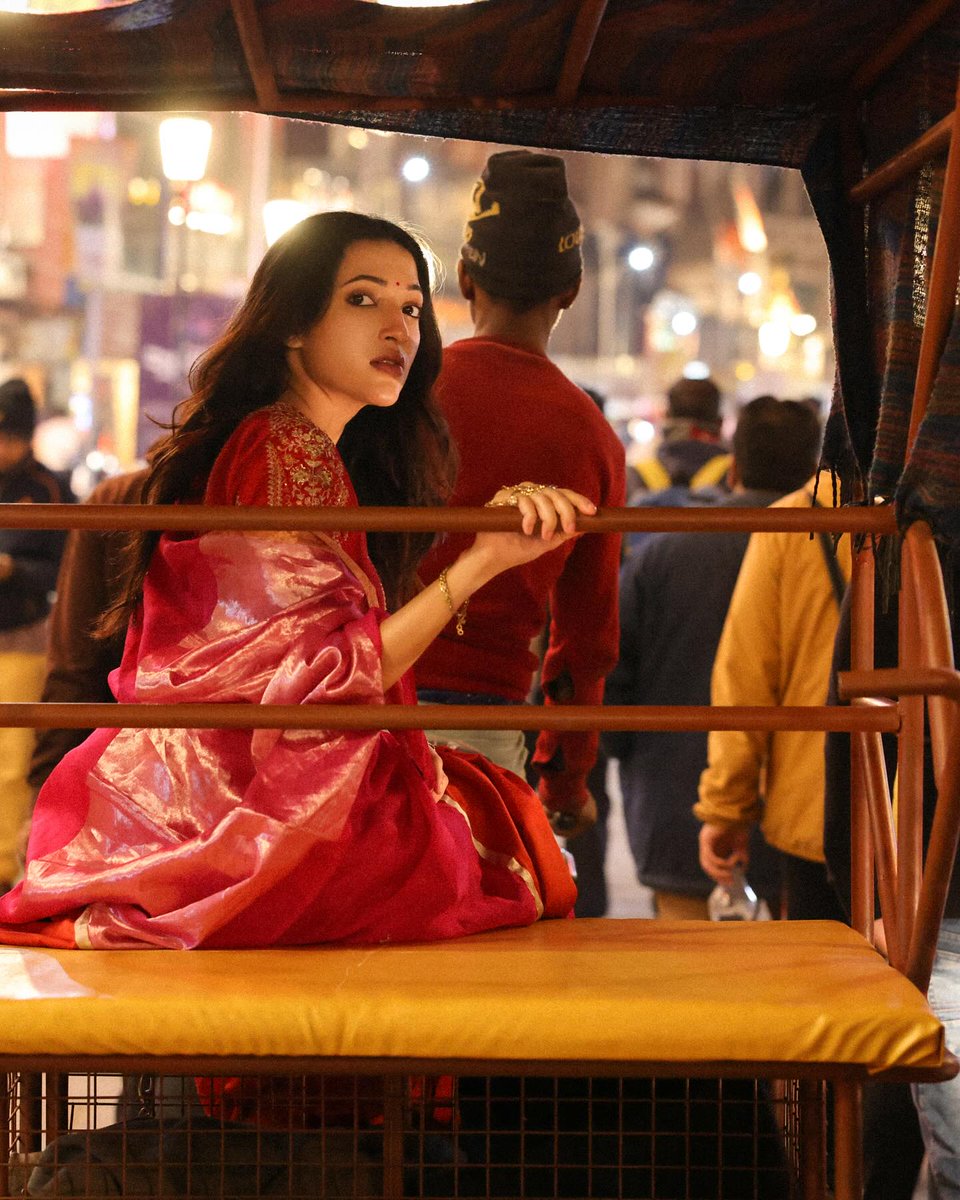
left=380, top=483, right=595, bottom=689
left=476, top=482, right=596, bottom=568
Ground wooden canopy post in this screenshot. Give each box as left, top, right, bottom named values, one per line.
left=849, top=545, right=876, bottom=938
left=905, top=73, right=960, bottom=452
left=892, top=68, right=960, bottom=956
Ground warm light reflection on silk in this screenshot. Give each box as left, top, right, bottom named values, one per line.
left=1, top=531, right=573, bottom=948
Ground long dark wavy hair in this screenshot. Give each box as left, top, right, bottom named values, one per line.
left=99, top=211, right=454, bottom=638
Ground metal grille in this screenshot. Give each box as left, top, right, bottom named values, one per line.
left=2, top=1071, right=803, bottom=1198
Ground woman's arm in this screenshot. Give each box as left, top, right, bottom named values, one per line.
left=380, top=484, right=595, bottom=690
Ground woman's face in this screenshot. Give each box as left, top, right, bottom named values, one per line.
left=284, top=239, right=424, bottom=439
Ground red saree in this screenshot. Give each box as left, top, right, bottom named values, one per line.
left=0, top=404, right=575, bottom=949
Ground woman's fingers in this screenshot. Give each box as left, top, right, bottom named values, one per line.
left=489, top=483, right=595, bottom=539
left=519, top=492, right=557, bottom=537
left=534, top=488, right=577, bottom=538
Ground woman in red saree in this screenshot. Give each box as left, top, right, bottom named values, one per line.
left=0, top=212, right=586, bottom=950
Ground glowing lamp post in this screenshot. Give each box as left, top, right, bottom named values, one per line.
left=159, top=117, right=212, bottom=190
left=159, top=116, right=212, bottom=275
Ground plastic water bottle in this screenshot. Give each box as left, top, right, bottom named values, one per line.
left=556, top=838, right=577, bottom=880
left=708, top=864, right=762, bottom=921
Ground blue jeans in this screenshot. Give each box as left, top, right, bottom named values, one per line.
left=914, top=919, right=960, bottom=1197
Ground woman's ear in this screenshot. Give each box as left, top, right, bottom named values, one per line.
left=286, top=334, right=304, bottom=349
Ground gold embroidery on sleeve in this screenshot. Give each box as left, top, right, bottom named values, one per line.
left=263, top=406, right=352, bottom=543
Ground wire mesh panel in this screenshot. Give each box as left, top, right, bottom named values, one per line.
left=2, top=1071, right=804, bottom=1199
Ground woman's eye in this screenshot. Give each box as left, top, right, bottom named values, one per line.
left=346, top=292, right=375, bottom=307
left=403, top=303, right=423, bottom=319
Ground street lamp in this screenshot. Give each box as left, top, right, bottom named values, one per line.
left=159, top=117, right=212, bottom=392
left=262, top=198, right=309, bottom=247
left=627, top=244, right=655, bottom=273
left=159, top=116, right=212, bottom=271
left=159, top=117, right=212, bottom=191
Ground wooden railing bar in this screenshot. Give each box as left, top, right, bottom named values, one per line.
left=849, top=112, right=951, bottom=205
left=832, top=1080, right=864, bottom=1200
left=839, top=666, right=960, bottom=704
left=382, top=1076, right=405, bottom=1200
left=852, top=728, right=900, bottom=967
left=907, top=715, right=960, bottom=991
left=849, top=544, right=876, bottom=937
left=0, top=503, right=897, bottom=535
left=903, top=522, right=955, bottom=788
left=0, top=702, right=900, bottom=734
left=838, top=665, right=960, bottom=992
left=798, top=1077, right=827, bottom=1200
left=897, top=531, right=926, bottom=953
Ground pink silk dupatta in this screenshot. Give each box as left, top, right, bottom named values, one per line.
left=0, top=405, right=575, bottom=949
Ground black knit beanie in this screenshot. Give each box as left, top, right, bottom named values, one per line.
left=460, top=150, right=583, bottom=307
left=0, top=378, right=36, bottom=440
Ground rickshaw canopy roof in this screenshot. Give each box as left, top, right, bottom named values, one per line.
left=0, top=0, right=945, bottom=168
left=4, top=0, right=960, bottom=535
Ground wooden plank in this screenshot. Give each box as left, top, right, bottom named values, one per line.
left=847, top=0, right=956, bottom=100
left=554, top=0, right=609, bottom=105
left=229, top=0, right=282, bottom=110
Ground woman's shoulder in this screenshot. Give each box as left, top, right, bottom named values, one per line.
left=206, top=403, right=355, bottom=508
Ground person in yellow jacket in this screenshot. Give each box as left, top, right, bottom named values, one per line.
left=695, top=473, right=851, bottom=919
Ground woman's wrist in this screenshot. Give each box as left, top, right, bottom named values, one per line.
left=445, top=546, right=497, bottom=605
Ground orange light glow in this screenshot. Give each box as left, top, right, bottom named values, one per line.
left=732, top=182, right=768, bottom=254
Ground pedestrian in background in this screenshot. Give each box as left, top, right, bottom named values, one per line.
left=606, top=396, right=821, bottom=917
left=27, top=466, right=149, bottom=796
left=416, top=149, right=626, bottom=842
left=696, top=461, right=851, bottom=921
left=627, top=375, right=731, bottom=499
left=0, top=377, right=71, bottom=893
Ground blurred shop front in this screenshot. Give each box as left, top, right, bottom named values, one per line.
left=0, top=109, right=836, bottom=495
left=0, top=111, right=259, bottom=493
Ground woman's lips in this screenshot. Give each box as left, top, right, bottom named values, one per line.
left=371, top=357, right=404, bottom=378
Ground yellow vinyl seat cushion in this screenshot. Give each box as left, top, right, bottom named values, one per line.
left=0, top=918, right=945, bottom=1075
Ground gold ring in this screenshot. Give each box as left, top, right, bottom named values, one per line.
left=485, top=483, right=563, bottom=508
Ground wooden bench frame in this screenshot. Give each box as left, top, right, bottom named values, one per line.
left=0, top=913, right=953, bottom=1200
left=0, top=495, right=956, bottom=1200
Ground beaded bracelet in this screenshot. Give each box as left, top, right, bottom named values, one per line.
left=438, top=568, right=469, bottom=637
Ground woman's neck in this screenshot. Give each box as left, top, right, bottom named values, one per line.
left=278, top=386, right=349, bottom=443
